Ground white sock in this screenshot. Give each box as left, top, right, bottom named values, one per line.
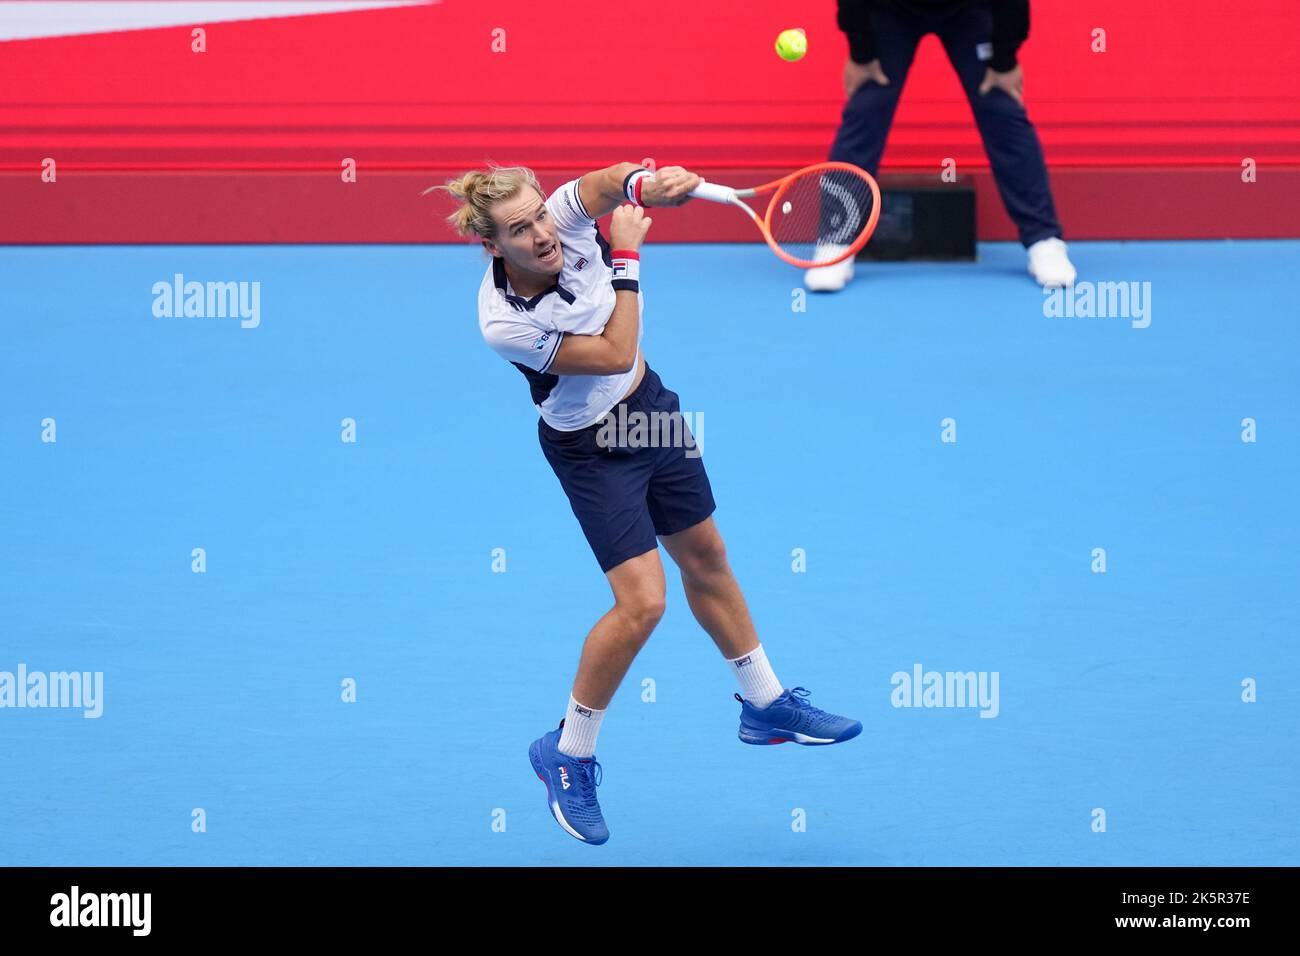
left=557, top=695, right=606, bottom=758
left=727, top=644, right=784, bottom=708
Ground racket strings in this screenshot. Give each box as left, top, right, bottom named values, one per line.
left=767, top=168, right=877, bottom=267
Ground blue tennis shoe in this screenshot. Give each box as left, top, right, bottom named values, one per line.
left=528, top=721, right=609, bottom=845
left=736, top=687, right=862, bottom=746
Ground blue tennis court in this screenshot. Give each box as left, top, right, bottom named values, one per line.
left=2, top=239, right=1296, bottom=866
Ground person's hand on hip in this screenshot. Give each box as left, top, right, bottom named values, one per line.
left=844, top=58, right=891, bottom=97
left=979, top=64, right=1024, bottom=106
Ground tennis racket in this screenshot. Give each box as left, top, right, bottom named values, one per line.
left=687, top=161, right=881, bottom=269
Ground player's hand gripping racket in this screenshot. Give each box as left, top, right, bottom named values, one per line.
left=687, top=161, right=880, bottom=268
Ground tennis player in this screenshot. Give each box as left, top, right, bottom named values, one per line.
left=437, top=163, right=862, bottom=845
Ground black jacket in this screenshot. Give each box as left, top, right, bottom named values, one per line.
left=837, top=0, right=1030, bottom=72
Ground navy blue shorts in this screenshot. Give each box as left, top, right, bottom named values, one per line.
left=538, top=364, right=716, bottom=573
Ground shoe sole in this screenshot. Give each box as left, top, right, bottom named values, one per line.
left=528, top=738, right=609, bottom=845
left=738, top=722, right=863, bottom=746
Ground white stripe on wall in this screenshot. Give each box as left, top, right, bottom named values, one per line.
left=0, top=0, right=435, bottom=43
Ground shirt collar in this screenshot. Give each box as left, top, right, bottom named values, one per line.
left=493, top=255, right=576, bottom=310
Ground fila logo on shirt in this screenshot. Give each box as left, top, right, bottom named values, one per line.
left=574, top=257, right=588, bottom=270
left=559, top=766, right=571, bottom=790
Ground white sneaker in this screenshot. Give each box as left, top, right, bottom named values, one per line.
left=1027, top=237, right=1077, bottom=288
left=804, top=243, right=855, bottom=292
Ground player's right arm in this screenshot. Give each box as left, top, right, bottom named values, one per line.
left=547, top=205, right=651, bottom=376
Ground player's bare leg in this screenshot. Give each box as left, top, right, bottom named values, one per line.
left=527, top=548, right=665, bottom=846
left=571, top=549, right=666, bottom=708
left=659, top=516, right=758, bottom=660
left=661, top=515, right=862, bottom=746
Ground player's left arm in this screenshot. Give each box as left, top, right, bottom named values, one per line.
left=577, top=163, right=702, bottom=219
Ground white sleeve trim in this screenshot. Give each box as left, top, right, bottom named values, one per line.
left=538, top=330, right=565, bottom=373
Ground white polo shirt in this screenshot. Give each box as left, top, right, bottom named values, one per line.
left=477, top=178, right=644, bottom=431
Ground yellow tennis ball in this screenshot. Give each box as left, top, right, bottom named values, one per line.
left=775, top=28, right=806, bottom=62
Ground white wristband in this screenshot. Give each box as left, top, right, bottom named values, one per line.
left=610, top=249, right=640, bottom=292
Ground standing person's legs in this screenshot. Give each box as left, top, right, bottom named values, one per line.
left=828, top=2, right=926, bottom=177
left=936, top=4, right=1062, bottom=246
left=813, top=2, right=926, bottom=288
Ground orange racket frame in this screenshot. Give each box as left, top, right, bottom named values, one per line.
left=687, top=161, right=882, bottom=268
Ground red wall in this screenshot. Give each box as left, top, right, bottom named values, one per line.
left=2, top=0, right=1297, bottom=242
